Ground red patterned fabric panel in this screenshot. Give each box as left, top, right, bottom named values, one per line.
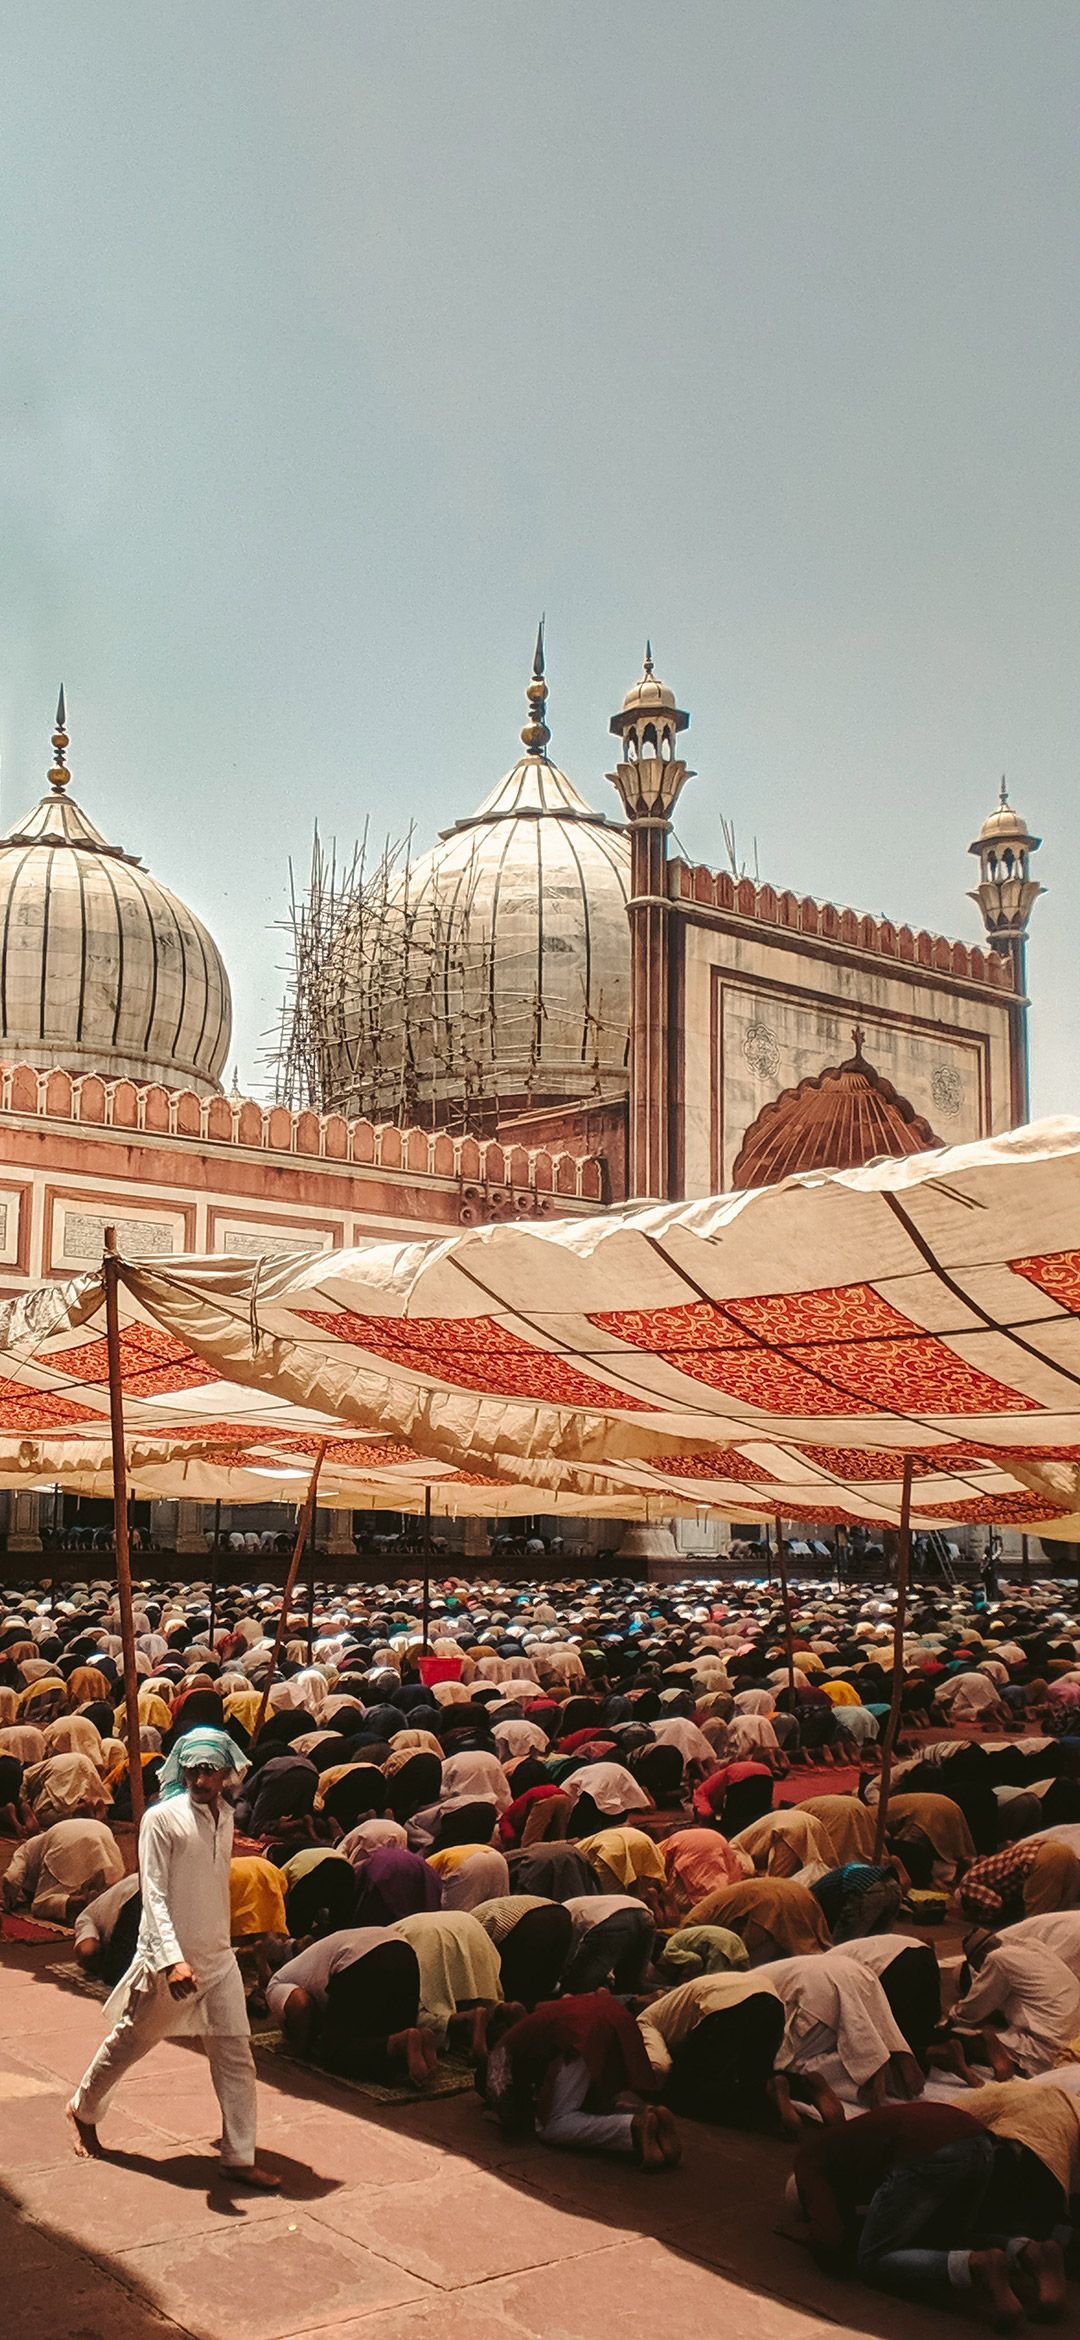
left=287, top=1436, right=420, bottom=1468
left=0, top=1379, right=99, bottom=1432
left=294, top=1309, right=653, bottom=1412
left=651, top=1447, right=780, bottom=1483
left=44, top=1325, right=219, bottom=1397
left=591, top=1286, right=1035, bottom=1417
left=1010, top=1250, right=1080, bottom=1312
left=917, top=1491, right=1069, bottom=1525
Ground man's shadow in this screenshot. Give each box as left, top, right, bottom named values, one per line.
left=86, top=2141, right=339, bottom=2217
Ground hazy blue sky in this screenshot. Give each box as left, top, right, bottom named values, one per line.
left=1, top=4, right=1077, bottom=1110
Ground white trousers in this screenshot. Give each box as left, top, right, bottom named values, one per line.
left=72, top=1978, right=258, bottom=2166
left=534, top=2053, right=636, bottom=2156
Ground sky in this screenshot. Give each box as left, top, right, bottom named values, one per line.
left=0, top=3, right=1077, bottom=1111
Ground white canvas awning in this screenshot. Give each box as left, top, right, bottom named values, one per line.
left=3, top=1118, right=1080, bottom=1531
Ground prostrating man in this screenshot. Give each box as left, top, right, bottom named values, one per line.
left=481, top=1992, right=680, bottom=2168
left=637, top=1969, right=792, bottom=2129
left=73, top=1874, right=141, bottom=1984
left=67, top=1727, right=279, bottom=2187
left=265, top=1927, right=436, bottom=2086
left=2, top=1814, right=124, bottom=1923
left=790, top=2101, right=1067, bottom=2323
left=952, top=1928, right=1080, bottom=2078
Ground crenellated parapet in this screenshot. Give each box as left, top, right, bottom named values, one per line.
left=669, top=861, right=1017, bottom=990
left=0, top=1063, right=605, bottom=1211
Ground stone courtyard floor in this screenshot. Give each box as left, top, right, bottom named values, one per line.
left=0, top=1933, right=972, bottom=2340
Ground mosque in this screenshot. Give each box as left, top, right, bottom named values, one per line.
left=0, top=649, right=1044, bottom=1558
left=285, top=629, right=1041, bottom=1206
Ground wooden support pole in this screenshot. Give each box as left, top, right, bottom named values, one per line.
left=103, top=1229, right=146, bottom=1831
left=208, top=1498, right=221, bottom=1650
left=306, top=1490, right=318, bottom=1662
left=873, top=1454, right=915, bottom=1864
left=252, top=1445, right=326, bottom=1740
left=421, top=1484, right=432, bottom=1653
left=774, top=1516, right=797, bottom=1698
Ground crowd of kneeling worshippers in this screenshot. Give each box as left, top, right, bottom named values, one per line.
left=6, top=1570, right=1080, bottom=2325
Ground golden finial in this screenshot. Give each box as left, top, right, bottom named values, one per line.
left=48, top=686, right=70, bottom=793
left=643, top=640, right=654, bottom=677
left=520, top=617, right=551, bottom=755
left=999, top=775, right=1009, bottom=807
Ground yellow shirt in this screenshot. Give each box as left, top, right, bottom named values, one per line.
left=637, top=1973, right=781, bottom=2079
left=427, top=1843, right=479, bottom=1876
left=962, top=2080, right=1080, bottom=2197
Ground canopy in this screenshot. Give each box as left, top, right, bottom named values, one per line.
left=4, top=1117, right=1080, bottom=1531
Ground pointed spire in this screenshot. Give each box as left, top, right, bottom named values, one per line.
left=849, top=1023, right=867, bottom=1062
left=48, top=686, right=70, bottom=793
left=643, top=640, right=654, bottom=677
left=520, top=616, right=551, bottom=756
left=999, top=775, right=1009, bottom=808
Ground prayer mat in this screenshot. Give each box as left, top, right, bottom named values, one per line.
left=46, top=1959, right=108, bottom=1995
left=778, top=1766, right=860, bottom=1803
left=2, top=1914, right=71, bottom=1942
left=250, top=2025, right=476, bottom=2105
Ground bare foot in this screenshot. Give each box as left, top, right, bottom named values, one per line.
left=654, top=2105, right=682, bottom=2167
left=391, top=2027, right=437, bottom=2088
left=221, top=2161, right=282, bottom=2190
left=768, top=2075, right=802, bottom=2141
left=929, top=2035, right=982, bottom=2087
left=1015, top=2239, right=1067, bottom=2321
left=66, top=2101, right=101, bottom=2159
left=970, top=2248, right=1025, bottom=2332
left=802, top=2073, right=847, bottom=2129
left=631, top=2106, right=667, bottom=2172
left=891, top=2052, right=925, bottom=2100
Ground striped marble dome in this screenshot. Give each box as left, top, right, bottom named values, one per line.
left=317, top=645, right=631, bottom=1125
left=0, top=701, right=231, bottom=1094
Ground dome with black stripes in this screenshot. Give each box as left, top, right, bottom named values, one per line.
left=0, top=693, right=231, bottom=1095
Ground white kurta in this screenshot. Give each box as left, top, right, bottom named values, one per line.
left=758, top=1952, right=909, bottom=2099
left=1005, top=1911, right=1080, bottom=1979
left=954, top=1940, right=1080, bottom=2076
left=72, top=1789, right=257, bottom=2165
left=104, top=1792, right=247, bottom=2036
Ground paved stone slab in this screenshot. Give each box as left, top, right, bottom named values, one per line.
left=290, top=2306, right=525, bottom=2340
left=308, top=2164, right=636, bottom=2288
left=487, top=2235, right=840, bottom=2340
left=0, top=2201, right=188, bottom=2340
left=118, top=2210, right=431, bottom=2340
left=17, top=2139, right=294, bottom=2252
left=250, top=2106, right=447, bottom=2189
left=0, top=2083, right=166, bottom=2172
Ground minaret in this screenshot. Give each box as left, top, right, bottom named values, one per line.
left=968, top=779, right=1043, bottom=1123
left=608, top=647, right=692, bottom=1199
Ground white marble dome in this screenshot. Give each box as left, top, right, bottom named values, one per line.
left=317, top=655, right=631, bottom=1125
left=0, top=704, right=231, bottom=1094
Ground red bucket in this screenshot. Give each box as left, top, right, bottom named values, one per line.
left=418, top=1654, right=462, bottom=1686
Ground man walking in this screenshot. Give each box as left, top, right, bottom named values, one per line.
left=68, top=1727, right=279, bottom=2188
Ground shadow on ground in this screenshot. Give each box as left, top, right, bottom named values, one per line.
left=0, top=1937, right=985, bottom=2340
